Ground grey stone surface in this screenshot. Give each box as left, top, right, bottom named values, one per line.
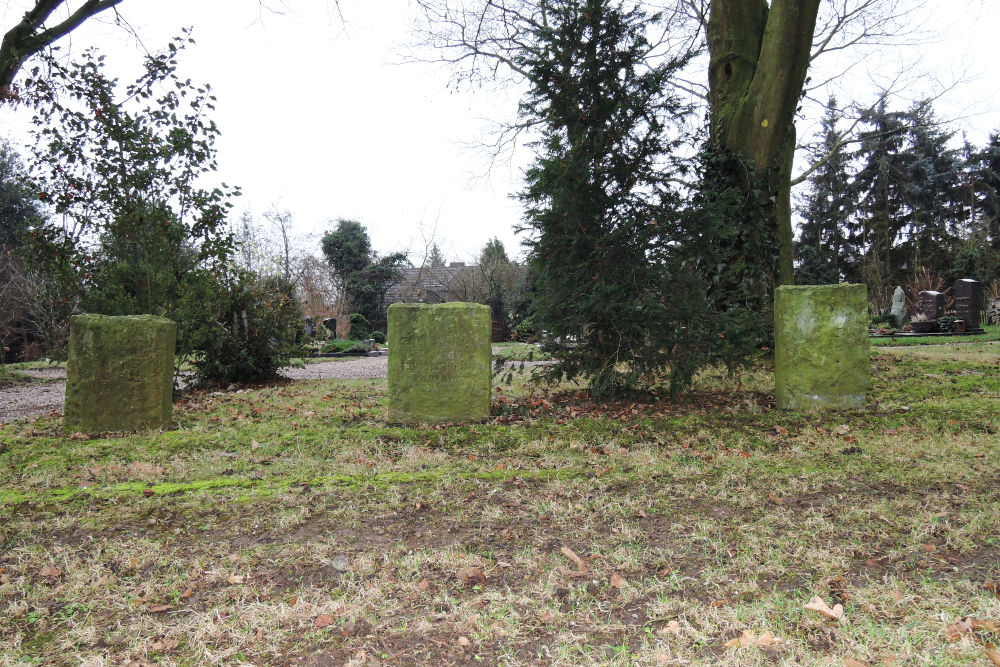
left=890, top=286, right=907, bottom=326
left=954, top=279, right=983, bottom=331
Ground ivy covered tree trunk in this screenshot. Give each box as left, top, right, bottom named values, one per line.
left=706, top=0, right=821, bottom=286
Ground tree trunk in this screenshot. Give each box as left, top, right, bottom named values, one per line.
left=707, top=0, right=820, bottom=287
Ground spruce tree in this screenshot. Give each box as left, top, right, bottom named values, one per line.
left=898, top=101, right=961, bottom=275
left=853, top=101, right=909, bottom=285
left=795, top=97, right=855, bottom=284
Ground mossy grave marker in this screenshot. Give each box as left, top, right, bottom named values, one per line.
left=387, top=302, right=491, bottom=423
left=63, top=314, right=176, bottom=433
left=775, top=284, right=869, bottom=410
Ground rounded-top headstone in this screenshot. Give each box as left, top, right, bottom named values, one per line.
left=387, top=302, right=491, bottom=423
left=64, top=314, right=177, bottom=433
left=774, top=284, right=869, bottom=410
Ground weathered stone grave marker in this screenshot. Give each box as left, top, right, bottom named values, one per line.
left=775, top=284, right=869, bottom=410
left=954, top=279, right=983, bottom=332
left=918, top=290, right=944, bottom=320
left=64, top=314, right=176, bottom=433
left=387, top=302, right=491, bottom=423
left=890, top=286, right=906, bottom=327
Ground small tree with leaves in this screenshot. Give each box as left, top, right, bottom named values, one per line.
left=25, top=34, right=237, bottom=317
left=321, top=219, right=407, bottom=333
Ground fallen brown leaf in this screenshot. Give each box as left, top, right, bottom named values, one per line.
left=418, top=578, right=429, bottom=591
left=803, top=596, right=845, bottom=621
left=179, top=588, right=193, bottom=600
left=945, top=617, right=972, bottom=643
left=724, top=629, right=786, bottom=649
left=457, top=567, right=486, bottom=585
left=844, top=660, right=868, bottom=667
left=986, top=644, right=1000, bottom=667
left=457, top=636, right=471, bottom=647
left=228, top=574, right=245, bottom=585
left=610, top=572, right=626, bottom=588
left=662, top=620, right=682, bottom=635
left=149, top=604, right=172, bottom=613
left=38, top=566, right=62, bottom=579
left=149, top=638, right=178, bottom=652
left=314, top=614, right=335, bottom=629
left=560, top=546, right=587, bottom=572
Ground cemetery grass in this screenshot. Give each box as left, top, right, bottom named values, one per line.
left=0, top=351, right=998, bottom=665
left=872, top=324, right=1000, bottom=347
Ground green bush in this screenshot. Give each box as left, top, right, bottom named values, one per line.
left=371, top=331, right=386, bottom=344
left=178, top=269, right=303, bottom=387
left=347, top=313, right=371, bottom=340
left=320, top=339, right=367, bottom=354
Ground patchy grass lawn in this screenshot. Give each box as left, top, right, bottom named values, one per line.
left=1, top=346, right=998, bottom=666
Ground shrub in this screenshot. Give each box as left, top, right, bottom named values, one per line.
left=178, top=269, right=303, bottom=387
left=371, top=331, right=386, bottom=344
left=321, top=338, right=367, bottom=354
left=347, top=313, right=371, bottom=340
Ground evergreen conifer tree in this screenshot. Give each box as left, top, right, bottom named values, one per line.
left=795, top=97, right=855, bottom=284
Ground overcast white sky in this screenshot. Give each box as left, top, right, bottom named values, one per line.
left=2, top=1, right=1000, bottom=263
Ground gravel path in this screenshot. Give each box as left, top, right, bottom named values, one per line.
left=0, top=353, right=546, bottom=424
left=0, top=358, right=390, bottom=424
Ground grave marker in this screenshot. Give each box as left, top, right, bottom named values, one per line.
left=64, top=314, right=176, bottom=433
left=918, top=290, right=944, bottom=320
left=775, top=284, right=869, bottom=410
left=387, top=302, right=491, bottom=423
left=954, top=279, right=983, bottom=331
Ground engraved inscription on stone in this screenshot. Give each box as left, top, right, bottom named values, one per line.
left=954, top=279, right=983, bottom=331
left=918, top=290, right=944, bottom=320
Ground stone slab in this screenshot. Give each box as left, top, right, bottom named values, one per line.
left=954, top=279, right=983, bottom=331
left=775, top=284, right=869, bottom=410
left=64, top=314, right=176, bottom=433
left=387, top=302, right=491, bottom=423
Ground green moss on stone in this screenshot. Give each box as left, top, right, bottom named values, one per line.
left=775, top=284, right=869, bottom=410
left=64, top=314, right=176, bottom=433
left=387, top=302, right=491, bottom=423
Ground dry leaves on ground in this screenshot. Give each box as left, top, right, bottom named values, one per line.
left=560, top=546, right=587, bottom=573
left=724, top=630, right=786, bottom=649
left=803, top=596, right=845, bottom=621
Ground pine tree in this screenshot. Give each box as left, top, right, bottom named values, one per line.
left=795, top=97, right=855, bottom=284
left=516, top=0, right=693, bottom=395
left=853, top=101, right=909, bottom=285
left=898, top=101, right=962, bottom=276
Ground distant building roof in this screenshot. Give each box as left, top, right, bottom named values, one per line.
left=385, top=264, right=477, bottom=306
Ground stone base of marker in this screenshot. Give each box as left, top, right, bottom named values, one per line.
left=387, top=302, right=491, bottom=423
left=775, top=284, right=869, bottom=410
left=64, top=314, right=176, bottom=433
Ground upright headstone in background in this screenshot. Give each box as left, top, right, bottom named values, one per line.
left=64, top=314, right=176, bottom=433
left=918, top=290, right=945, bottom=320
left=775, top=284, right=869, bottom=410
left=954, top=279, right=983, bottom=331
left=387, top=302, right=491, bottom=423
left=889, top=286, right=907, bottom=327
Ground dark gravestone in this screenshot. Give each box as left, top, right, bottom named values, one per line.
left=954, top=279, right=983, bottom=331
left=918, top=290, right=944, bottom=320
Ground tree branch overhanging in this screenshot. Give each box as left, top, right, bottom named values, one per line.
left=1, top=0, right=124, bottom=99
